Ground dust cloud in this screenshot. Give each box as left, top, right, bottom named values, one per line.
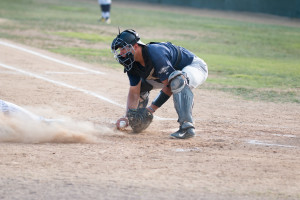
left=0, top=113, right=116, bottom=144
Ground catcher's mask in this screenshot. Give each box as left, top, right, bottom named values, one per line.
left=111, top=29, right=145, bottom=72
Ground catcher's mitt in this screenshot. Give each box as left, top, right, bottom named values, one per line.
left=127, top=108, right=153, bottom=133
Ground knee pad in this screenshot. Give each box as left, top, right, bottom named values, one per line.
left=168, top=71, right=187, bottom=94
left=168, top=71, right=194, bottom=125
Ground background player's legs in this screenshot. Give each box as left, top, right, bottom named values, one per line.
left=100, top=4, right=111, bottom=24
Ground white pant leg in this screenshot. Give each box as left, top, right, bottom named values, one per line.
left=104, top=12, right=110, bottom=19
left=182, top=56, right=208, bottom=89
left=98, top=0, right=111, bottom=4
left=0, top=99, right=43, bottom=121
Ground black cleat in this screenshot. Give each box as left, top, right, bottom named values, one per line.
left=170, top=126, right=195, bottom=139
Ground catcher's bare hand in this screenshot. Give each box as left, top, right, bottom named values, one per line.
left=127, top=108, right=153, bottom=133
left=116, top=117, right=129, bottom=130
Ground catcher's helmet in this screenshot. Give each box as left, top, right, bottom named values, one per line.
left=111, top=29, right=145, bottom=72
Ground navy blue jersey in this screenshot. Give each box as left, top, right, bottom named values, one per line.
left=127, top=42, right=195, bottom=86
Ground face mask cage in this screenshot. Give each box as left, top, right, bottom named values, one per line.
left=111, top=38, right=136, bottom=72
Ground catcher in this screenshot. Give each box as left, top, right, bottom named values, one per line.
left=111, top=29, right=208, bottom=139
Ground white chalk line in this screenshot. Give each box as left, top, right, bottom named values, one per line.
left=175, top=147, right=201, bottom=152
left=164, top=128, right=298, bottom=149
left=45, top=71, right=92, bottom=75
left=0, top=40, right=105, bottom=75
left=272, top=134, right=296, bottom=138
left=248, top=140, right=297, bottom=148
left=0, top=62, right=123, bottom=108
left=172, top=139, right=297, bottom=153
left=0, top=62, right=175, bottom=121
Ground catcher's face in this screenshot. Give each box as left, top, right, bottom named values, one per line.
left=117, top=45, right=135, bottom=58
left=112, top=45, right=136, bottom=71
left=111, top=37, right=137, bottom=71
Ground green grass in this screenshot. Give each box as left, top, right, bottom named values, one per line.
left=53, top=32, right=114, bottom=43
left=0, top=0, right=299, bottom=103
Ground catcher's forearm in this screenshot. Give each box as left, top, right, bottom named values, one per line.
left=150, top=83, right=172, bottom=110
left=152, top=90, right=170, bottom=108
left=125, top=93, right=140, bottom=116
left=127, top=94, right=139, bottom=109
left=125, top=83, right=141, bottom=115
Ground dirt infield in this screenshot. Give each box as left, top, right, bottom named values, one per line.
left=1, top=0, right=300, bottom=195
left=0, top=37, right=299, bottom=200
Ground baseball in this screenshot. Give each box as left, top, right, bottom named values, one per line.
left=119, top=120, right=127, bottom=128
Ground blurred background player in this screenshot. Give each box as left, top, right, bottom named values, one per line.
left=98, top=0, right=111, bottom=24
